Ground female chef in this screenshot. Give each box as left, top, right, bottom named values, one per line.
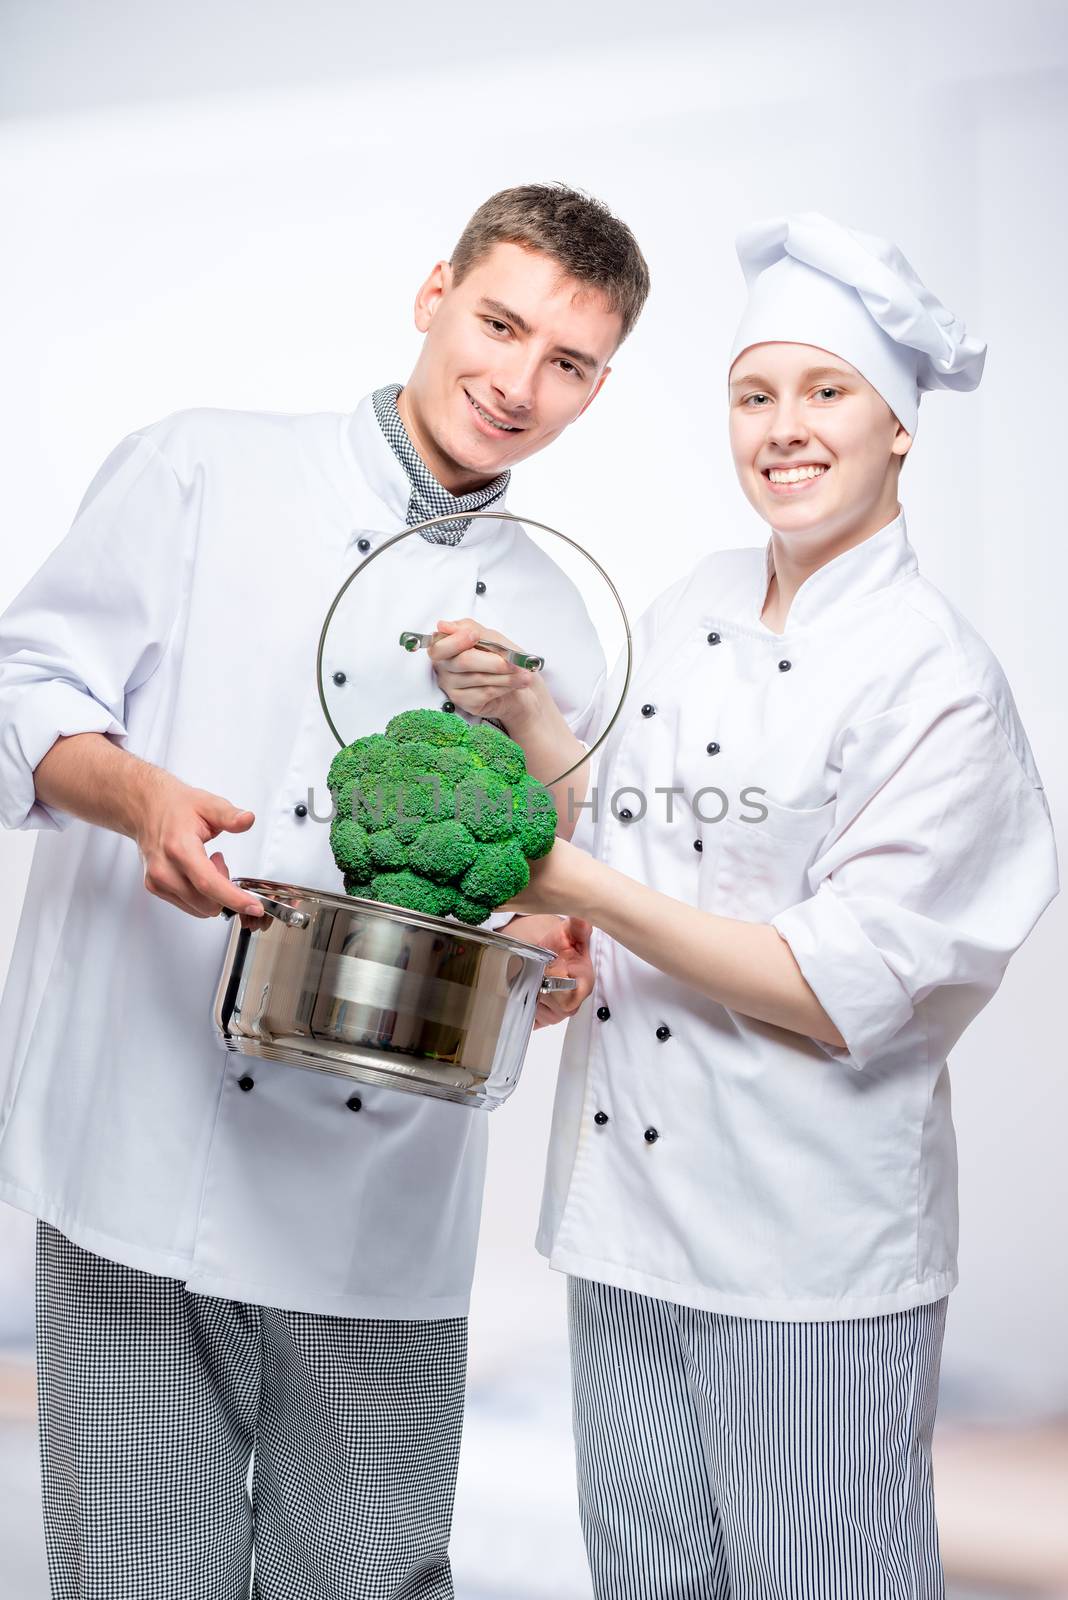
left=437, top=213, right=1060, bottom=1599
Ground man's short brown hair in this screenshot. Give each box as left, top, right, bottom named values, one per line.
left=451, top=183, right=651, bottom=347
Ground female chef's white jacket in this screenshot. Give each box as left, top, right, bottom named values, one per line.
left=0, top=395, right=604, bottom=1317
left=538, top=513, right=1058, bottom=1319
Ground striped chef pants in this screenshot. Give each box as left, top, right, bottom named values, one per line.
left=35, top=1222, right=466, bottom=1600
left=568, top=1276, right=947, bottom=1600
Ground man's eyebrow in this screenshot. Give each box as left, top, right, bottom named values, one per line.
left=479, top=298, right=533, bottom=335
left=477, top=298, right=599, bottom=370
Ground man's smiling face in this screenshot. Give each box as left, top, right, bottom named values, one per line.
left=399, top=241, right=623, bottom=494
left=728, top=342, right=911, bottom=549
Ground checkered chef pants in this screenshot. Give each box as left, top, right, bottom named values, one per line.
left=34, top=1222, right=467, bottom=1600
left=568, top=1276, right=948, bottom=1600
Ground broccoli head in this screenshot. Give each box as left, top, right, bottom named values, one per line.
left=327, top=709, right=557, bottom=923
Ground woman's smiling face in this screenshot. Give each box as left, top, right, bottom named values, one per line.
left=728, top=342, right=911, bottom=548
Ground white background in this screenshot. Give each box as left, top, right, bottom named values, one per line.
left=1, top=3, right=1066, bottom=1594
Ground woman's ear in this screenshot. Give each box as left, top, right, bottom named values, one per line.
left=891, top=419, right=913, bottom=459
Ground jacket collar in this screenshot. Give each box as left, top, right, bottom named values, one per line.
left=756, top=510, right=918, bottom=631
left=346, top=392, right=510, bottom=550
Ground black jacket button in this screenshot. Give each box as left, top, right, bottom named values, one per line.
left=706, top=742, right=720, bottom=755
left=238, top=1075, right=255, bottom=1092
left=293, top=802, right=308, bottom=818
left=346, top=1094, right=363, bottom=1113
left=693, top=839, right=703, bottom=852
left=778, top=659, right=792, bottom=672
left=644, top=1127, right=660, bottom=1144
left=332, top=670, right=347, bottom=686
left=707, top=632, right=721, bottom=645
left=442, top=700, right=456, bottom=713
left=656, top=1025, right=671, bottom=1041
left=641, top=703, right=656, bottom=717
left=356, top=537, right=372, bottom=553
left=475, top=580, right=487, bottom=595
left=618, top=808, right=633, bottom=821
left=594, top=1111, right=609, bottom=1126
left=596, top=1005, right=611, bottom=1021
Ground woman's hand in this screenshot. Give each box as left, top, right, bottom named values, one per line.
left=428, top=618, right=544, bottom=726
left=503, top=912, right=595, bottom=1028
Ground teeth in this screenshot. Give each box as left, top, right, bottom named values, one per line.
left=767, top=465, right=826, bottom=484
left=470, top=396, right=518, bottom=432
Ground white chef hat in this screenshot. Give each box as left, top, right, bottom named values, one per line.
left=729, top=212, right=986, bottom=435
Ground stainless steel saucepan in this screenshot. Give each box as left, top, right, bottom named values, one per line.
left=214, top=879, right=577, bottom=1110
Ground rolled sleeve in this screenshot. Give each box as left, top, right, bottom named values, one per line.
left=770, top=691, right=1059, bottom=1071
left=0, top=677, right=128, bottom=831
left=772, top=885, right=915, bottom=1070
left=0, top=431, right=191, bottom=832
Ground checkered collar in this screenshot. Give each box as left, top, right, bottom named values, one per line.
left=371, top=383, right=510, bottom=545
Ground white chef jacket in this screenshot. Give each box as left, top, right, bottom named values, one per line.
left=0, top=393, right=604, bottom=1317
left=538, top=512, right=1059, bottom=1320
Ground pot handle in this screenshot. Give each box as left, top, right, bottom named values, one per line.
left=540, top=975, right=578, bottom=993
left=221, top=897, right=310, bottom=929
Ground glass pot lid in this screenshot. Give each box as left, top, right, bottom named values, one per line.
left=314, top=509, right=634, bottom=787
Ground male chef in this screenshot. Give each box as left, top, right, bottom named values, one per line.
left=436, top=213, right=1060, bottom=1597
left=0, top=182, right=648, bottom=1600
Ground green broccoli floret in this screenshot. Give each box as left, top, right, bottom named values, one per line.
left=371, top=871, right=455, bottom=918
left=408, top=819, right=478, bottom=883
left=386, top=708, right=468, bottom=747
left=396, top=740, right=446, bottom=777
left=460, top=840, right=530, bottom=906
left=450, top=891, right=495, bottom=926
left=330, top=816, right=373, bottom=879
left=435, top=745, right=474, bottom=783
left=352, top=774, right=447, bottom=837
left=513, top=774, right=558, bottom=860
left=367, top=828, right=407, bottom=870
left=328, top=734, right=401, bottom=793
left=454, top=769, right=516, bottom=842
left=467, top=722, right=526, bottom=784
left=327, top=710, right=553, bottom=923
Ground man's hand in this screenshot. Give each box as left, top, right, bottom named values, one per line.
left=32, top=732, right=266, bottom=924
left=428, top=618, right=544, bottom=727
left=505, top=913, right=594, bottom=1029
left=133, top=768, right=266, bottom=922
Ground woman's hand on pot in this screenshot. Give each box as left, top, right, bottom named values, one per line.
left=428, top=618, right=543, bottom=725
left=502, top=913, right=594, bottom=1028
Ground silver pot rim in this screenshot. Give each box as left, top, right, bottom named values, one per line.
left=232, top=876, right=557, bottom=961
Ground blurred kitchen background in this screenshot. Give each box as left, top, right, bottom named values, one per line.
left=1, top=1, right=1066, bottom=1595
